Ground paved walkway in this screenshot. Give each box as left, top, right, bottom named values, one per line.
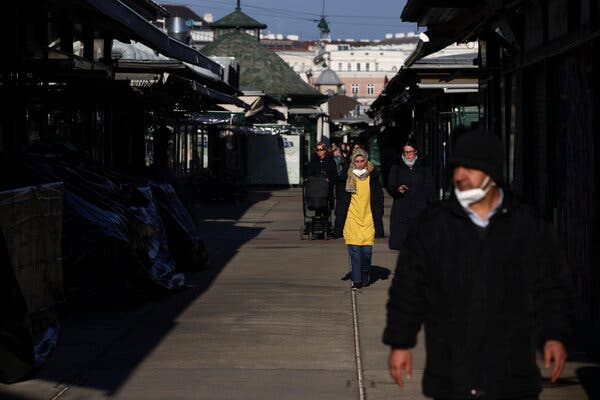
left=0, top=189, right=593, bottom=399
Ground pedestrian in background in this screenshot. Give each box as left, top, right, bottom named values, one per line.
left=305, top=142, right=338, bottom=218
left=306, top=141, right=338, bottom=182
left=330, top=142, right=344, bottom=176
left=386, top=140, right=435, bottom=250
left=333, top=143, right=356, bottom=237
left=336, top=148, right=384, bottom=288
left=383, top=129, right=572, bottom=400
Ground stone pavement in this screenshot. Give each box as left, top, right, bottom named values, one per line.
left=0, top=188, right=594, bottom=399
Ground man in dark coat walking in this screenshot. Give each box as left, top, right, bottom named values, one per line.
left=383, top=130, right=572, bottom=400
left=387, top=141, right=435, bottom=250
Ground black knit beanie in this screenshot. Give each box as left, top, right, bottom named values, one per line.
left=448, top=130, right=504, bottom=184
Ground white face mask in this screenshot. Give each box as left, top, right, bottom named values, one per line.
left=402, top=154, right=417, bottom=167
left=352, top=168, right=368, bottom=177
left=454, top=175, right=494, bottom=208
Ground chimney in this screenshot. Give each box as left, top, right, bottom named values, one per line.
left=165, top=17, right=191, bottom=44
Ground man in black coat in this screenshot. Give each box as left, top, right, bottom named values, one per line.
left=387, top=141, right=436, bottom=250
left=383, top=130, right=572, bottom=400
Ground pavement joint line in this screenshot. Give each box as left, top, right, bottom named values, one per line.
left=352, top=288, right=366, bottom=400
left=349, top=251, right=366, bottom=400
left=51, top=385, right=69, bottom=400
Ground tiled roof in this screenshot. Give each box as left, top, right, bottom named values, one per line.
left=328, top=95, right=359, bottom=119
left=201, top=31, right=319, bottom=96
left=210, top=8, right=267, bottom=29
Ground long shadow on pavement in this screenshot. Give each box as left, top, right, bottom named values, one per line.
left=3, top=190, right=273, bottom=397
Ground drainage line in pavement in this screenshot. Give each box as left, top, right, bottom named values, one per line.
left=351, top=288, right=366, bottom=400
left=51, top=386, right=69, bottom=400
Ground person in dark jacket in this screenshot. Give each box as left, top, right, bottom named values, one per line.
left=306, top=142, right=338, bottom=217
left=383, top=130, right=572, bottom=400
left=337, top=148, right=384, bottom=288
left=387, top=141, right=435, bottom=250
left=305, top=142, right=338, bottom=182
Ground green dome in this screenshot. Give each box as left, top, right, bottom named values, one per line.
left=201, top=31, right=320, bottom=97
left=209, top=7, right=267, bottom=29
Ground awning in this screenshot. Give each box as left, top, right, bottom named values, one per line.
left=404, top=31, right=459, bottom=67
left=332, top=116, right=372, bottom=125
left=115, top=58, right=242, bottom=98
left=217, top=104, right=247, bottom=113
left=416, top=83, right=478, bottom=93
left=402, top=6, right=490, bottom=67
left=401, top=0, right=482, bottom=24
left=287, top=107, right=326, bottom=116
left=191, top=82, right=249, bottom=108
left=83, top=0, right=222, bottom=77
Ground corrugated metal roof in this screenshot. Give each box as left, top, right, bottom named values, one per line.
left=83, top=0, right=221, bottom=75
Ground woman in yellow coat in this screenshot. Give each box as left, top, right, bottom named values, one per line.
left=336, top=148, right=384, bottom=289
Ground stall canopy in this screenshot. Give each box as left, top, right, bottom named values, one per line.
left=400, top=1, right=491, bottom=67
left=80, top=0, right=222, bottom=77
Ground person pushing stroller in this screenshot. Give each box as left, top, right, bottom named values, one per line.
left=306, top=142, right=337, bottom=214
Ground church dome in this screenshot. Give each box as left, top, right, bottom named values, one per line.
left=315, top=68, right=342, bottom=86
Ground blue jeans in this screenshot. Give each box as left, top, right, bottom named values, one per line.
left=347, top=245, right=372, bottom=285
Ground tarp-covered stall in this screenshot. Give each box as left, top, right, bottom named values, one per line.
left=0, top=183, right=63, bottom=383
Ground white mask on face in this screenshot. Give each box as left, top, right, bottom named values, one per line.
left=454, top=175, right=495, bottom=208
left=352, top=168, right=368, bottom=177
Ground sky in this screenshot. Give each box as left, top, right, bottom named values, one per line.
left=165, top=0, right=418, bottom=41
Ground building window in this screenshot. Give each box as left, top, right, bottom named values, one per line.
left=356, top=63, right=361, bottom=71
left=366, top=63, right=370, bottom=71
left=367, top=83, right=374, bottom=95
left=338, top=63, right=342, bottom=71
left=348, top=63, right=351, bottom=71
left=351, top=84, right=359, bottom=95
left=375, top=62, right=379, bottom=71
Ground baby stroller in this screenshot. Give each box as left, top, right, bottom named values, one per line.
left=300, top=176, right=333, bottom=240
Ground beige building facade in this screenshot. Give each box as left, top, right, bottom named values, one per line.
left=270, top=37, right=419, bottom=107
left=270, top=38, right=478, bottom=109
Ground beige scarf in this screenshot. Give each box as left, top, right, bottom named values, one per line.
left=345, top=149, right=374, bottom=193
